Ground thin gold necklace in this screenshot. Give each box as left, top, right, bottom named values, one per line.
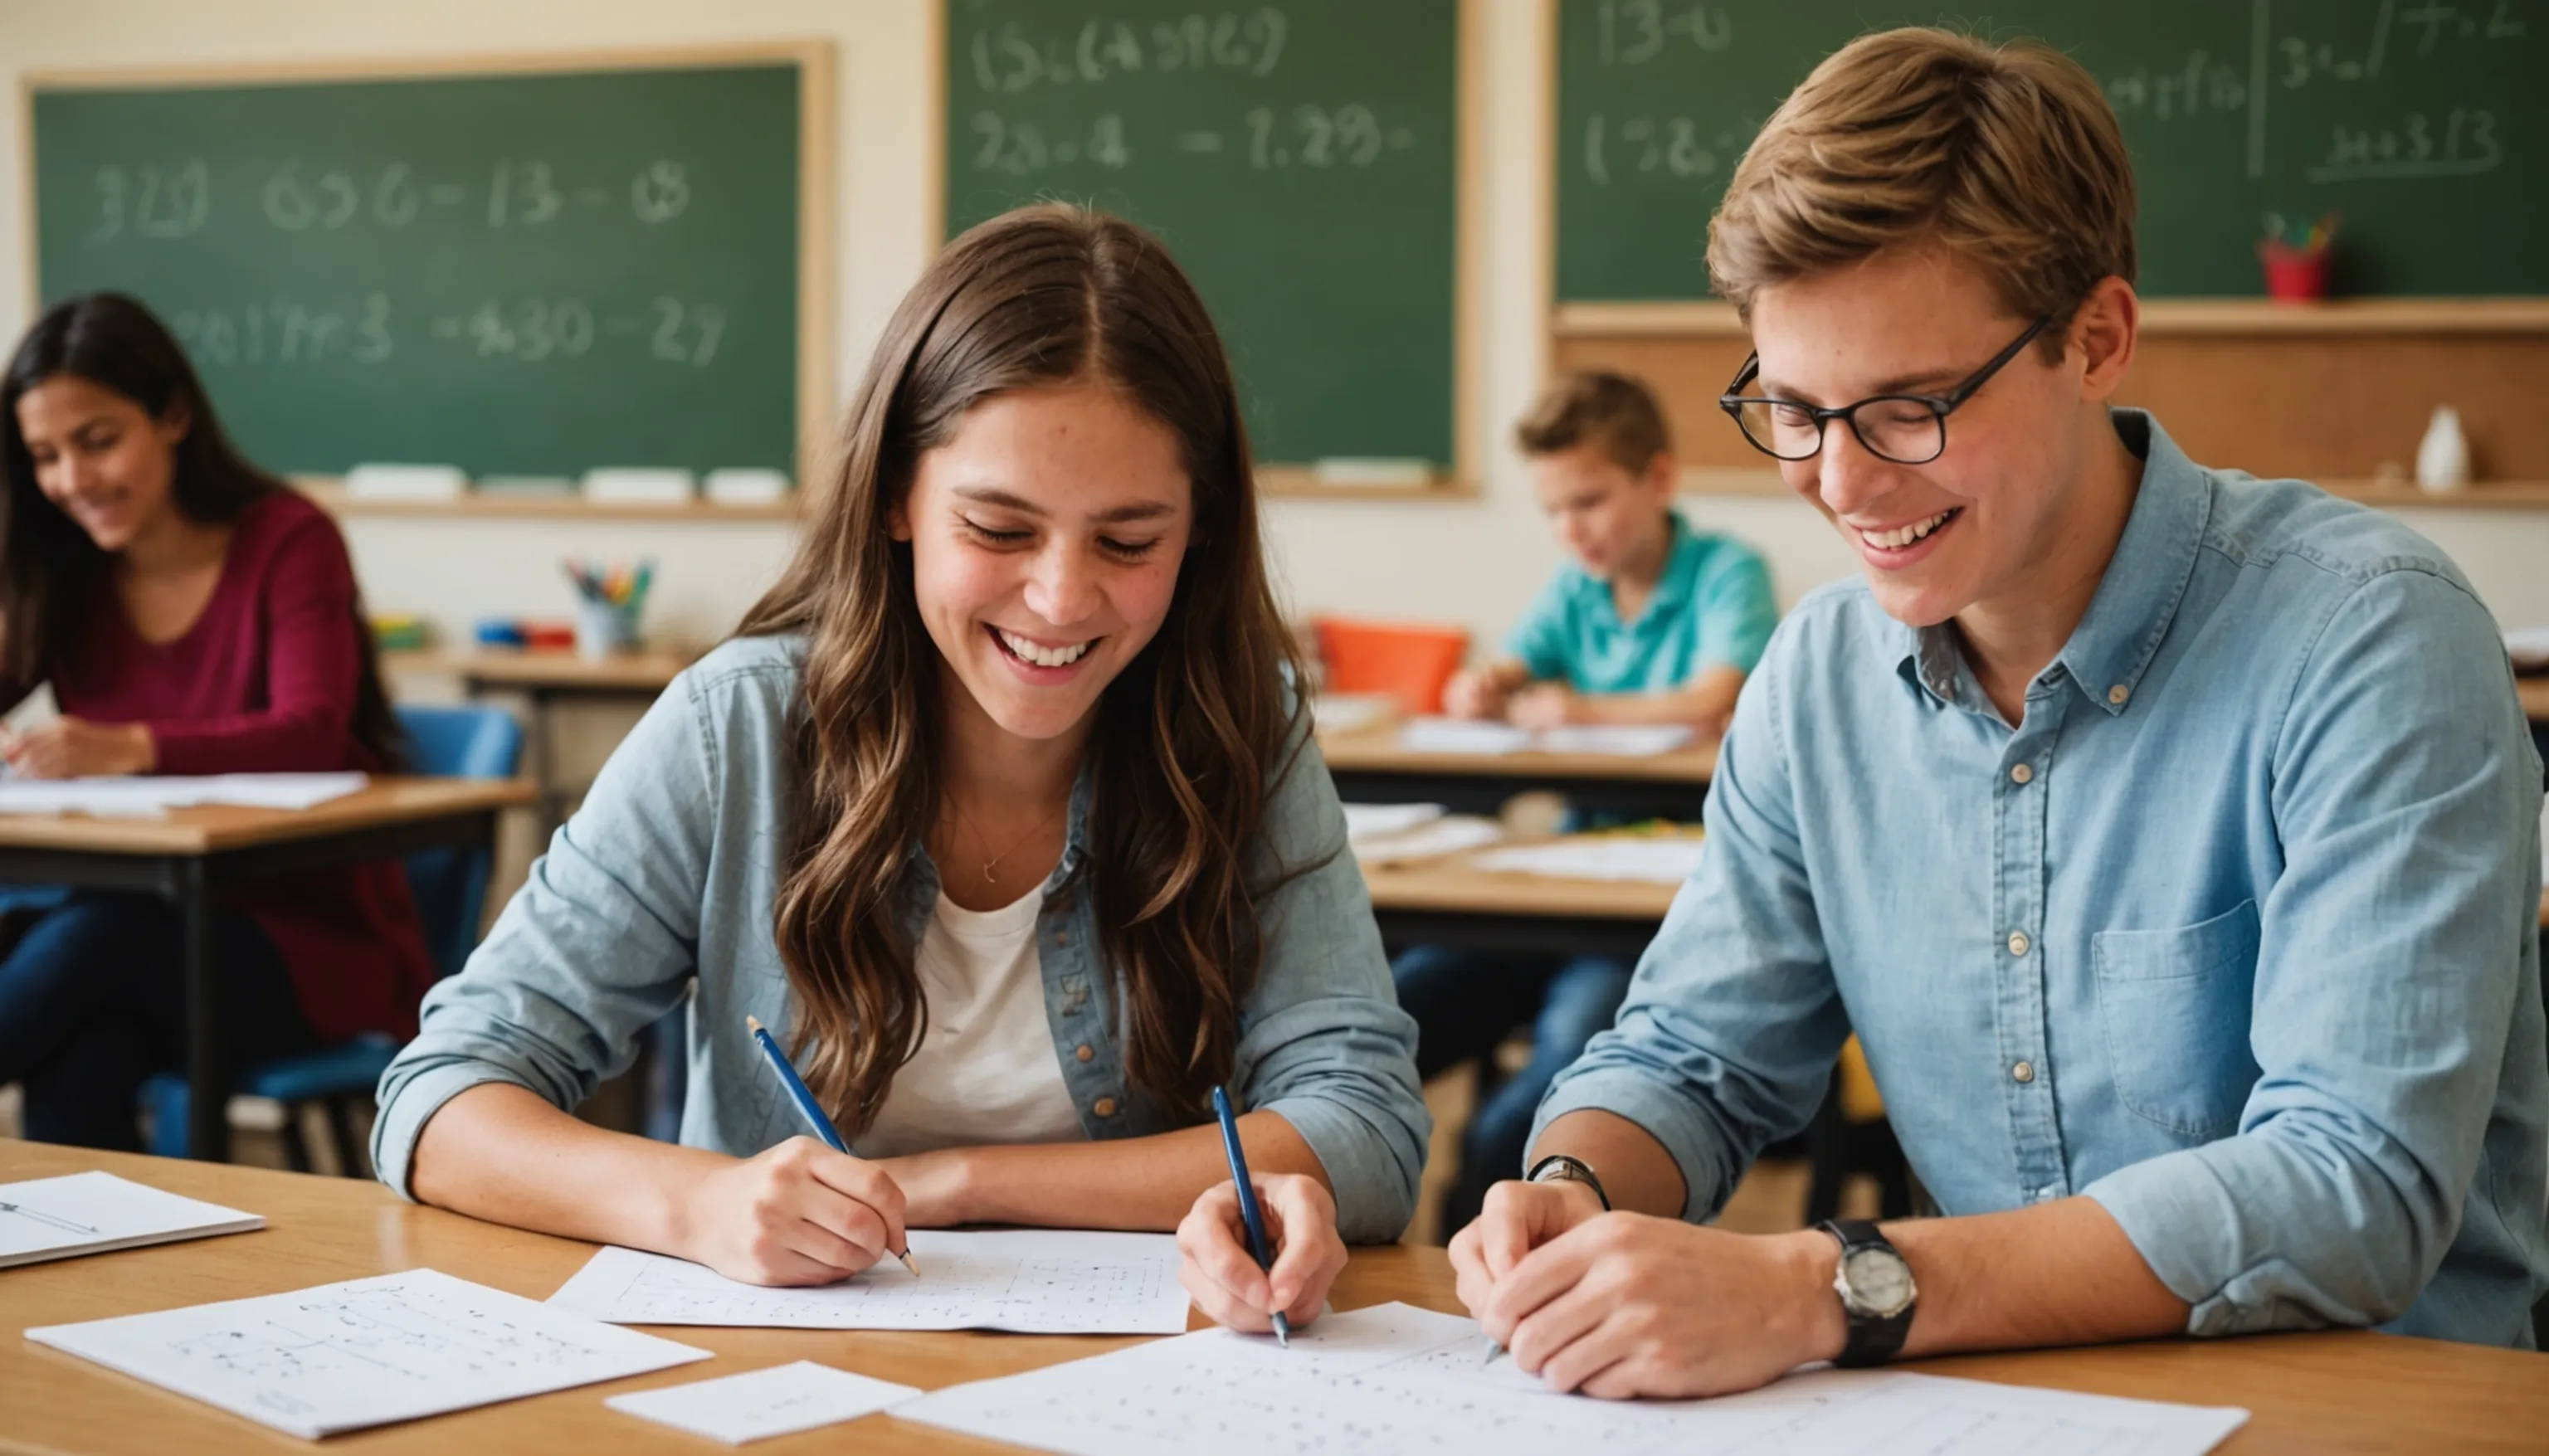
left=943, top=797, right=1067, bottom=885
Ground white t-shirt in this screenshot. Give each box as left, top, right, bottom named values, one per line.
left=855, top=886, right=1087, bottom=1159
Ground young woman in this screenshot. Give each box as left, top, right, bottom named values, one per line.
left=374, top=206, right=1428, bottom=1330
left=0, top=292, right=433, bottom=1150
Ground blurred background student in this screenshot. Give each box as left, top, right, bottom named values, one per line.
left=0, top=292, right=431, bottom=1151
left=1401, top=371, right=1776, bottom=1234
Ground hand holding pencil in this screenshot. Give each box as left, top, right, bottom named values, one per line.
left=667, top=1015, right=918, bottom=1288
left=1174, top=1087, right=1350, bottom=1341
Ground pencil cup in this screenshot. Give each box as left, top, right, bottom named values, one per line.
left=575, top=599, right=639, bottom=660
left=2258, top=242, right=2330, bottom=303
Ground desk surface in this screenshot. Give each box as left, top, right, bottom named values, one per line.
left=386, top=648, right=695, bottom=692
left=1361, top=845, right=1685, bottom=920
left=1319, top=725, right=1719, bottom=783
left=0, top=777, right=538, bottom=856
left=1, top=1143, right=2541, bottom=1454
left=2521, top=675, right=2549, bottom=724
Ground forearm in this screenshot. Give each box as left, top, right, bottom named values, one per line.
left=918, top=1110, right=1326, bottom=1230
left=1528, top=1108, right=1688, bottom=1218
left=408, top=1081, right=730, bottom=1256
left=1570, top=667, right=1745, bottom=732
left=147, top=708, right=343, bottom=774
left=1862, top=1199, right=2187, bottom=1360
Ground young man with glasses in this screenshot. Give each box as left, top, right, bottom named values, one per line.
left=1411, top=27, right=2545, bottom=1395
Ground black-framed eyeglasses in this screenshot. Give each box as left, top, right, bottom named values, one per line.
left=1718, top=315, right=2051, bottom=465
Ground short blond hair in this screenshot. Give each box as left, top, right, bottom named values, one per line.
left=1515, top=370, right=1670, bottom=475
left=1707, top=27, right=2135, bottom=355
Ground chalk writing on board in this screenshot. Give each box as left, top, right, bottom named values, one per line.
left=1572, top=0, right=2530, bottom=188
left=967, top=11, right=1291, bottom=94
left=1592, top=1, right=1733, bottom=66
left=85, top=161, right=211, bottom=242
left=165, top=294, right=730, bottom=371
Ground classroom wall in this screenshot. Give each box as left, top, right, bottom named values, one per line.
left=4, top=0, right=2544, bottom=655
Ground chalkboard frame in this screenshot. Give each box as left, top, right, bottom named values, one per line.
left=17, top=41, right=838, bottom=489
left=924, top=0, right=1488, bottom=499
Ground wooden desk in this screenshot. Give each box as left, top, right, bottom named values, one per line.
left=0, top=779, right=534, bottom=1161
left=1320, top=726, right=1718, bottom=820
left=1361, top=842, right=1681, bottom=959
left=387, top=649, right=692, bottom=834
left=2, top=1142, right=2542, bottom=1454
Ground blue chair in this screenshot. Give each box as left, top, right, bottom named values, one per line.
left=141, top=704, right=524, bottom=1172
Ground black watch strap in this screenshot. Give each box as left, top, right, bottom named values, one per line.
left=1819, top=1218, right=1915, bottom=1367
left=1524, top=1154, right=1611, bottom=1212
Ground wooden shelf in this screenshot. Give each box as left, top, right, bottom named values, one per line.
left=1673, top=467, right=2549, bottom=510
left=299, top=480, right=802, bottom=523
left=306, top=473, right=1470, bottom=514
left=1554, top=297, right=2549, bottom=338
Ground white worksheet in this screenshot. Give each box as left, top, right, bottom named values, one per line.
left=0, top=772, right=368, bottom=817
left=1472, top=836, right=1708, bottom=884
left=0, top=1170, right=262, bottom=1269
left=1532, top=723, right=1696, bottom=757
left=549, top=1230, right=1191, bottom=1334
left=24, top=1268, right=710, bottom=1439
left=607, top=1361, right=920, bottom=1444
left=1352, top=816, right=1506, bottom=865
left=1341, top=801, right=1449, bottom=840
left=894, top=1302, right=2249, bottom=1456
left=1397, top=718, right=1533, bottom=756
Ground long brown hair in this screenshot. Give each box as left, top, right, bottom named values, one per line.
left=735, top=204, right=1309, bottom=1133
left=1, top=293, right=405, bottom=768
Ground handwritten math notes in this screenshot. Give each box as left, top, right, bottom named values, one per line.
left=549, top=1230, right=1191, bottom=1334
left=896, top=1302, right=2249, bottom=1456
left=24, top=1269, right=709, bottom=1439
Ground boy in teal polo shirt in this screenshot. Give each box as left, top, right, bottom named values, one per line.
left=1445, top=372, right=1777, bottom=733
left=1408, top=372, right=1777, bottom=1236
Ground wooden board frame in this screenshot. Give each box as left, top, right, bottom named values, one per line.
left=925, top=1, right=1484, bottom=500
left=18, top=41, right=838, bottom=489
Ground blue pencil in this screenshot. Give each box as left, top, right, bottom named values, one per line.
left=1211, top=1085, right=1290, bottom=1348
left=745, top=1015, right=919, bottom=1276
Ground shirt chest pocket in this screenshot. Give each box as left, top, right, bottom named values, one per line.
left=2091, top=899, right=2263, bottom=1142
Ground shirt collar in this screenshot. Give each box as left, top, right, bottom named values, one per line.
left=1894, top=409, right=2210, bottom=718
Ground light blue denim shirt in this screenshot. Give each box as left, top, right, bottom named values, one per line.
left=1536, top=411, right=2547, bottom=1346
left=373, top=635, right=1430, bottom=1242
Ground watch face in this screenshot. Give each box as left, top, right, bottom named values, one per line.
left=1841, top=1247, right=1917, bottom=1319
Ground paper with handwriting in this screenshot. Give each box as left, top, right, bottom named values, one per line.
left=24, top=1268, right=709, bottom=1439
left=895, top=1301, right=2248, bottom=1456
left=549, top=1230, right=1189, bottom=1334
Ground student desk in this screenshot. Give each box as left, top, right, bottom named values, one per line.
left=2519, top=676, right=2549, bottom=725
left=0, top=780, right=535, bottom=1162
left=2, top=1140, right=2542, bottom=1454
left=385, top=649, right=692, bottom=836
left=1319, top=725, right=1718, bottom=820
left=1358, top=844, right=1680, bottom=961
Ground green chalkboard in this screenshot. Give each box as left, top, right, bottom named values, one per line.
left=1556, top=1, right=2547, bottom=301
left=944, top=1, right=1459, bottom=469
left=31, top=55, right=812, bottom=477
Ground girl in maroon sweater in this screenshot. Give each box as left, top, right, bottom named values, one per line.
left=0, top=293, right=434, bottom=1151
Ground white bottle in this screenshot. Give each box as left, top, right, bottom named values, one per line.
left=2415, top=405, right=2470, bottom=494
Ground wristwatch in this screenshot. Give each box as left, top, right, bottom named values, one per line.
left=1524, top=1153, right=1611, bottom=1212
left=1817, top=1219, right=1916, bottom=1366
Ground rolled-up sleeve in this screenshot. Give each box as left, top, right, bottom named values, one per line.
left=1532, top=642, right=1850, bottom=1219
left=371, top=671, right=716, bottom=1199
left=2084, top=567, right=2542, bottom=1337
left=1235, top=728, right=1431, bottom=1243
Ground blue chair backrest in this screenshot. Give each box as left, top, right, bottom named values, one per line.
left=395, top=704, right=524, bottom=981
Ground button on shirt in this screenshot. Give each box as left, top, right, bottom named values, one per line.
left=1506, top=514, right=1778, bottom=692
left=1537, top=411, right=2548, bottom=1346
